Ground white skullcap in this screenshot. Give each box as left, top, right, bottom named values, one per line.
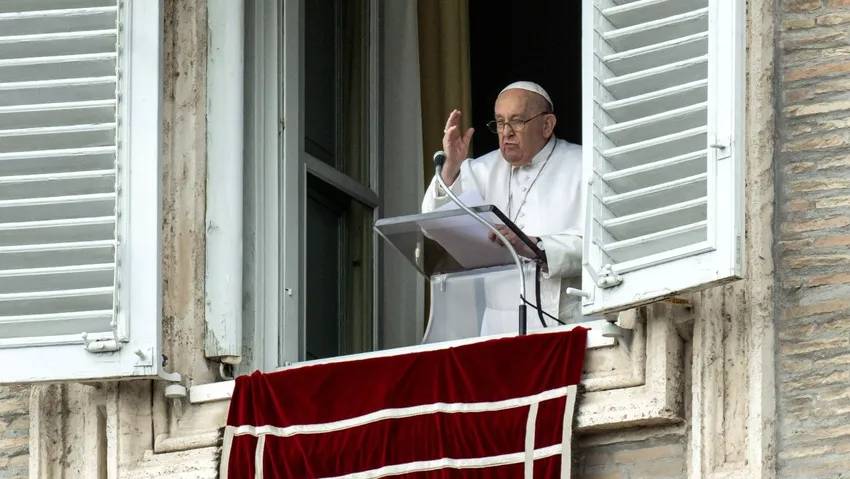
left=499, top=81, right=553, bottom=111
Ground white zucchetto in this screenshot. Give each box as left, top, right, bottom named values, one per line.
left=499, top=81, right=554, bottom=111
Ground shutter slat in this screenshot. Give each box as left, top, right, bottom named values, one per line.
left=0, top=1, right=115, bottom=14
left=0, top=29, right=116, bottom=45
left=602, top=8, right=708, bottom=50
left=603, top=32, right=707, bottom=75
left=0, top=8, right=117, bottom=38
left=602, top=197, right=706, bottom=239
left=0, top=123, right=115, bottom=137
left=0, top=287, right=113, bottom=320
left=601, top=126, right=707, bottom=168
left=0, top=310, right=113, bottom=341
left=0, top=52, right=117, bottom=68
left=0, top=77, right=115, bottom=92
left=0, top=170, right=115, bottom=200
left=0, top=217, right=114, bottom=246
left=0, top=30, right=117, bottom=60
left=0, top=101, right=116, bottom=129
left=602, top=221, right=707, bottom=263
left=602, top=55, right=707, bottom=98
left=603, top=173, right=707, bottom=215
left=602, top=0, right=706, bottom=28
left=0, top=145, right=115, bottom=161
left=602, top=102, right=707, bottom=145
left=0, top=265, right=113, bottom=294
left=0, top=192, right=115, bottom=208
left=0, top=6, right=117, bottom=20
left=0, top=193, right=115, bottom=223
left=0, top=286, right=113, bottom=302
left=602, top=150, right=707, bottom=192
left=602, top=79, right=707, bottom=122
left=0, top=240, right=114, bottom=271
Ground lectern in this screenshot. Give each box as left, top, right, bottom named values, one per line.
left=375, top=204, right=549, bottom=344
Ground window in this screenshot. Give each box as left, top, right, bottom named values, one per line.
left=302, top=0, right=376, bottom=360
left=240, top=0, right=745, bottom=372
left=242, top=0, right=386, bottom=370
left=0, top=0, right=162, bottom=383
left=581, top=0, right=744, bottom=315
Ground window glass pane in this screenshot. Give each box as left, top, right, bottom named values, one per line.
left=305, top=176, right=373, bottom=360
left=304, top=0, right=370, bottom=185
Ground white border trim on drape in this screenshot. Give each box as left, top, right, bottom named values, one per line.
left=524, top=402, right=540, bottom=478
left=227, top=386, right=568, bottom=439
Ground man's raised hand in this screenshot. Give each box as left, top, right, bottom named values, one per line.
left=441, top=109, right=474, bottom=184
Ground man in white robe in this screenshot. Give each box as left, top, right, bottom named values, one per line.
left=421, top=81, right=583, bottom=335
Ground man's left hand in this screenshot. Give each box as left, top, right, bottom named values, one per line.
left=489, top=225, right=538, bottom=259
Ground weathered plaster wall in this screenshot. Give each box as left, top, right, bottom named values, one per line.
left=776, top=0, right=850, bottom=477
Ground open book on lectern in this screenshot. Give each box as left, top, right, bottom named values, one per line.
left=374, top=203, right=543, bottom=277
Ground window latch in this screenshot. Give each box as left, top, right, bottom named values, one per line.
left=597, top=264, right=623, bottom=289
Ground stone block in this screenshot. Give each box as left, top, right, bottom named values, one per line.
left=784, top=17, right=818, bottom=29
left=786, top=178, right=850, bottom=193
left=785, top=99, right=850, bottom=117
left=784, top=0, right=823, bottom=12
left=786, top=254, right=850, bottom=269
left=816, top=11, right=850, bottom=24
left=781, top=216, right=850, bottom=234
left=782, top=133, right=850, bottom=152
left=786, top=298, right=850, bottom=317
left=785, top=60, right=850, bottom=81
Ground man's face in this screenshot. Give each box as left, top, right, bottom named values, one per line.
left=494, top=89, right=554, bottom=167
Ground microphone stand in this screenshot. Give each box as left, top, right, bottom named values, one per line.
left=432, top=151, right=528, bottom=335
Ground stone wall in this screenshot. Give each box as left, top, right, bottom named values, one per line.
left=776, top=0, right=850, bottom=477
left=0, top=386, right=28, bottom=479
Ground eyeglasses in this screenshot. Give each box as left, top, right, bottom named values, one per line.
left=486, top=111, right=550, bottom=134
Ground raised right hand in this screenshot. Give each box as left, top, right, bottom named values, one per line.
left=441, top=109, right=474, bottom=184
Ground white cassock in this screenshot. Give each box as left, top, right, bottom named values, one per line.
left=422, top=137, right=583, bottom=336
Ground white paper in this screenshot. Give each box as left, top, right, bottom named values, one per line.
left=419, top=201, right=514, bottom=269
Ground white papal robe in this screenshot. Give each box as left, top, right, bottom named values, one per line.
left=422, top=137, right=583, bottom=335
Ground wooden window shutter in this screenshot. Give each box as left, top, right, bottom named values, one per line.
left=580, top=0, right=744, bottom=315
left=0, top=0, right=162, bottom=382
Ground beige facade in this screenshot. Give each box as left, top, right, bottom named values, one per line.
left=3, top=0, right=850, bottom=477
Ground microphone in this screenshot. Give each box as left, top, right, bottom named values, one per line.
left=433, top=151, right=447, bottom=169
left=430, top=150, right=529, bottom=335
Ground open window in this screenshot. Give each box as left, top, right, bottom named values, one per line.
left=239, top=0, right=745, bottom=371
left=0, top=0, right=162, bottom=383
left=581, top=0, right=744, bottom=315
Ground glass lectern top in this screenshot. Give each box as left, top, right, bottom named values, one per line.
left=374, top=205, right=542, bottom=278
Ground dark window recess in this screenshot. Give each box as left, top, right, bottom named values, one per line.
left=468, top=0, right=582, bottom=156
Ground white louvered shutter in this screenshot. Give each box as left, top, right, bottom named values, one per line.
left=0, top=0, right=162, bottom=382
left=580, top=0, right=744, bottom=315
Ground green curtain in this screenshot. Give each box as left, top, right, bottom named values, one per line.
left=417, top=0, right=473, bottom=330
left=417, top=0, right=473, bottom=191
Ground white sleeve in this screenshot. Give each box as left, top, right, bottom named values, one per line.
left=540, top=233, right=582, bottom=279
left=421, top=172, right=464, bottom=213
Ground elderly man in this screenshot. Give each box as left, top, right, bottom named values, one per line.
left=421, top=81, right=583, bottom=334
